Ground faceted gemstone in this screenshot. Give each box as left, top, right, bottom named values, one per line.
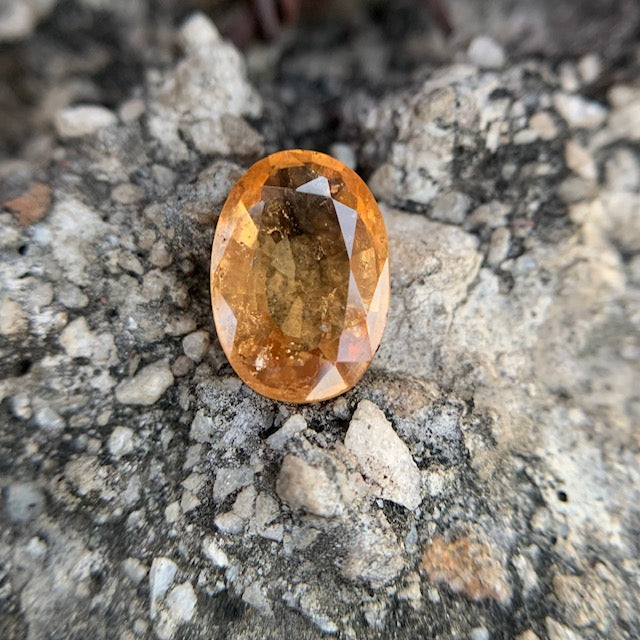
left=210, top=150, right=389, bottom=403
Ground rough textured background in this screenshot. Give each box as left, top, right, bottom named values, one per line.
left=1, top=1, right=639, bottom=639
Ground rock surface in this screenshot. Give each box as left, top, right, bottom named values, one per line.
left=1, top=2, right=639, bottom=640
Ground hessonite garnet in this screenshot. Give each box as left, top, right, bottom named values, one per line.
left=210, top=150, right=389, bottom=403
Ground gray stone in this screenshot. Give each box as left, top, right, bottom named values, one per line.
left=276, top=455, right=343, bottom=517
left=34, top=404, right=65, bottom=433
left=329, top=142, right=357, bottom=169
left=467, top=36, right=506, bottom=69
left=242, top=581, right=272, bottom=617
left=182, top=330, right=210, bottom=363
left=189, top=412, right=214, bottom=443
left=0, top=298, right=27, bottom=335
left=545, top=618, right=583, bottom=640
left=340, top=512, right=406, bottom=588
left=212, top=467, right=254, bottom=503
left=266, top=414, right=307, bottom=451
left=149, top=557, right=178, bottom=619
left=60, top=317, right=115, bottom=363
left=0, top=0, right=57, bottom=42
left=54, top=105, right=117, bottom=138
left=146, top=13, right=262, bottom=162
left=430, top=191, right=472, bottom=225
left=115, top=361, right=174, bottom=406
left=553, top=93, right=607, bottom=129
left=123, top=558, right=148, bottom=585
left=107, top=426, right=135, bottom=459
left=344, top=400, right=422, bottom=511
left=5, top=482, right=44, bottom=523
left=202, top=537, right=229, bottom=568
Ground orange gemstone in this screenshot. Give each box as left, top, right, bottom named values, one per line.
left=210, top=150, right=389, bottom=403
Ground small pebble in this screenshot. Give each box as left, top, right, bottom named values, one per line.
left=115, top=360, right=174, bottom=406
left=4, top=482, right=44, bottom=523
left=182, top=330, right=210, bottom=363
left=108, top=426, right=135, bottom=459
left=54, top=105, right=117, bottom=139
left=467, top=36, right=505, bottom=69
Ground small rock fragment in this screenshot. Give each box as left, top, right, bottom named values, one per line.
left=276, top=455, right=343, bottom=517
left=165, top=582, right=197, bottom=622
left=578, top=53, right=601, bottom=84
left=190, top=413, right=214, bottom=443
left=341, top=512, right=405, bottom=588
left=231, top=485, right=256, bottom=519
left=57, top=283, right=89, bottom=309
left=119, top=97, right=145, bottom=122
left=115, top=360, right=174, bottom=406
left=155, top=582, right=197, bottom=640
left=344, top=400, right=421, bottom=510
left=430, top=191, right=472, bottom=225
left=421, top=536, right=512, bottom=603
left=59, top=317, right=114, bottom=363
left=605, top=148, right=640, bottom=192
left=54, top=105, right=117, bottom=138
left=4, top=482, right=44, bottom=523
left=242, top=581, right=273, bottom=617
left=545, top=617, right=583, bottom=640
left=0, top=298, right=27, bottom=335
left=255, top=492, right=283, bottom=540
left=3, top=182, right=51, bottom=225
left=149, top=557, right=178, bottom=618
left=214, top=511, right=244, bottom=535
left=565, top=140, right=597, bottom=181
left=182, top=330, right=210, bottom=363
left=470, top=628, right=490, bottom=640
left=180, top=491, right=200, bottom=513
left=165, top=501, right=181, bottom=523
left=202, top=537, right=229, bottom=568
left=266, top=414, right=307, bottom=451
left=122, top=558, right=148, bottom=585
left=150, top=240, right=173, bottom=268
left=329, top=142, right=357, bottom=169
left=34, top=405, right=65, bottom=433
left=111, top=183, right=144, bottom=205
left=553, top=93, right=607, bottom=129
left=467, top=36, right=506, bottom=69
left=10, top=393, right=31, bottom=419
left=64, top=456, right=103, bottom=496
left=213, top=467, right=254, bottom=503
left=487, top=227, right=510, bottom=267
left=108, top=426, right=135, bottom=459
left=529, top=111, right=558, bottom=140
left=171, top=355, right=193, bottom=377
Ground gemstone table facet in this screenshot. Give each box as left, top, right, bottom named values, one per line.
left=210, top=150, right=389, bottom=403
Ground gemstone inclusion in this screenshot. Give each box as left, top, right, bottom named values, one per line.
left=210, top=150, right=389, bottom=403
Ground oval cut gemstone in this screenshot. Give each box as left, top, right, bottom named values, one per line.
left=210, top=150, right=389, bottom=403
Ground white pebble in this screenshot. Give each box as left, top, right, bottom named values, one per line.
left=467, top=36, right=505, bottom=69
left=553, top=93, right=607, bottom=129
left=182, top=330, right=210, bottom=363
left=108, top=426, right=135, bottom=459
left=202, top=537, right=230, bottom=568
left=54, top=105, right=117, bottom=139
left=115, top=360, right=174, bottom=406
left=149, top=557, right=178, bottom=618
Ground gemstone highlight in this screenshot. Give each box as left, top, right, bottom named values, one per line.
left=210, top=150, right=389, bottom=403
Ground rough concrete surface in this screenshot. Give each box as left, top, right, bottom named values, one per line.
left=1, top=1, right=639, bottom=639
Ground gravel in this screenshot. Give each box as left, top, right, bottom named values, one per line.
left=1, top=1, right=639, bottom=639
